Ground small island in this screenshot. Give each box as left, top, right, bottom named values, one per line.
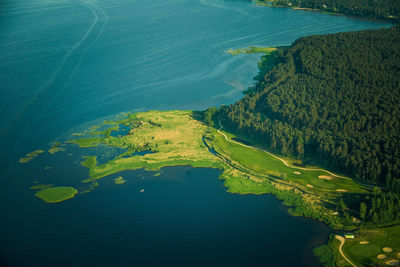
left=35, top=187, right=78, bottom=203
left=19, top=150, right=44, bottom=163
left=114, top=176, right=126, bottom=184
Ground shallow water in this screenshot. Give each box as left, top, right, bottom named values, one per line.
left=0, top=0, right=389, bottom=265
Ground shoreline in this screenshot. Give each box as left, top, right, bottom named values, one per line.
left=255, top=0, right=398, bottom=24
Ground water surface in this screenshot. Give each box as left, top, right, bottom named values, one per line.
left=0, top=0, right=389, bottom=265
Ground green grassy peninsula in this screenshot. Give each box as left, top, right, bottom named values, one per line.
left=70, top=110, right=222, bottom=180
left=62, top=110, right=371, bottom=230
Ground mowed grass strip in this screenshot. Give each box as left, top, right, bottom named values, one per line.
left=343, top=225, right=400, bottom=266
left=213, top=129, right=367, bottom=193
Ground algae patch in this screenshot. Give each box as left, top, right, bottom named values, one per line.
left=19, top=150, right=44, bottom=163
left=48, top=142, right=65, bottom=154
left=35, top=187, right=78, bottom=203
left=30, top=184, right=54, bottom=190
left=81, top=156, right=97, bottom=168
left=114, top=176, right=126, bottom=184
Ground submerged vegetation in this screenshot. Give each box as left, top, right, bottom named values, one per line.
left=19, top=150, right=44, bottom=163
left=114, top=176, right=126, bottom=184
left=30, top=184, right=54, bottom=190
left=48, top=142, right=65, bottom=154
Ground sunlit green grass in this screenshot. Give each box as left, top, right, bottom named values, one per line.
left=211, top=130, right=368, bottom=194
left=35, top=187, right=78, bottom=203
left=341, top=225, right=400, bottom=266
left=71, top=110, right=221, bottom=180
left=226, top=46, right=278, bottom=55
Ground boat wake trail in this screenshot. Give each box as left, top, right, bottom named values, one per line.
left=1, top=0, right=108, bottom=140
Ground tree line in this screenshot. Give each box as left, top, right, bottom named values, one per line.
left=267, top=0, right=400, bottom=22
left=204, top=26, right=400, bottom=189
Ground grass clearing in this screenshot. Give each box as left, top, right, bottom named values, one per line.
left=209, top=129, right=367, bottom=194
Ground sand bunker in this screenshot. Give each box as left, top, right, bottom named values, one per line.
left=336, top=189, right=347, bottom=192
left=306, top=184, right=314, bottom=188
left=383, top=247, right=393, bottom=253
left=386, top=259, right=399, bottom=266
left=360, top=241, right=370, bottom=245
left=377, top=254, right=387, bottom=260
left=294, top=171, right=301, bottom=175
left=318, top=175, right=332, bottom=180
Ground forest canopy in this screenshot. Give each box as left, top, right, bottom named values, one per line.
left=207, top=26, right=400, bottom=189
left=266, top=0, right=400, bottom=22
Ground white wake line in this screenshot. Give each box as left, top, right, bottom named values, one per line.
left=50, top=1, right=109, bottom=99
left=38, top=0, right=101, bottom=93
left=199, top=0, right=247, bottom=14
left=4, top=0, right=107, bottom=134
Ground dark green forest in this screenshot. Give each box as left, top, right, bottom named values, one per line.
left=205, top=26, right=400, bottom=189
left=266, top=0, right=400, bottom=22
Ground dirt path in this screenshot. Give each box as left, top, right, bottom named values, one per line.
left=217, top=123, right=350, bottom=178
left=217, top=122, right=377, bottom=188
left=335, top=235, right=357, bottom=267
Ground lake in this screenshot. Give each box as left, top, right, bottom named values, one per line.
left=0, top=0, right=389, bottom=265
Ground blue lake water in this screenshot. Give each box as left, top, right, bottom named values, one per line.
left=0, top=0, right=389, bottom=265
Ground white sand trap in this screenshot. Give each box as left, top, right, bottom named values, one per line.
left=318, top=175, right=332, bottom=180
left=336, top=189, right=347, bottom=192
left=377, top=254, right=387, bottom=260
left=360, top=241, right=370, bottom=244
left=383, top=247, right=393, bottom=253
left=306, top=184, right=314, bottom=188
left=386, top=259, right=399, bottom=266
left=294, top=171, right=301, bottom=175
